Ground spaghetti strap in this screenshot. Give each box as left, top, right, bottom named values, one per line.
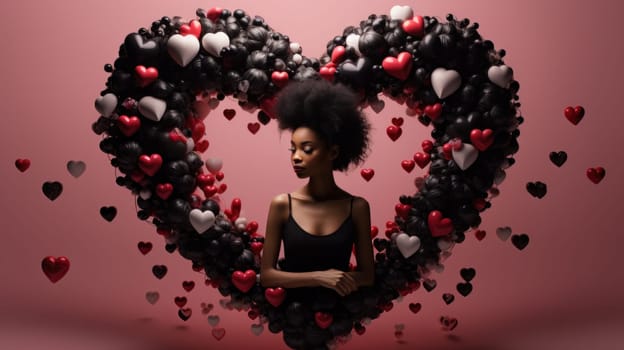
left=287, top=193, right=292, bottom=217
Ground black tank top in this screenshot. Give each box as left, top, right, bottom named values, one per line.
left=282, top=193, right=355, bottom=273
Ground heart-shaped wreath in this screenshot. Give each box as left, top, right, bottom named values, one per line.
left=93, top=6, right=521, bottom=349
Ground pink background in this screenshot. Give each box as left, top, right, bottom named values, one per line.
left=1, top=0, right=622, bottom=349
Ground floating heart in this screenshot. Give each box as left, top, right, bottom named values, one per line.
left=15, top=158, right=31, bottom=172
left=167, top=34, right=199, bottom=66
left=135, top=65, right=159, bottom=87
left=99, top=206, right=117, bottom=222
left=496, top=226, right=512, bottom=241
left=182, top=281, right=195, bottom=292
left=212, top=327, right=226, bottom=340
left=382, top=52, right=413, bottom=80
left=145, top=291, right=159, bottom=305
left=474, top=230, right=486, bottom=241
left=174, top=296, right=187, bottom=308
left=42, top=181, right=63, bottom=201
left=526, top=181, right=547, bottom=199
left=264, top=287, right=286, bottom=307
left=442, top=293, right=455, bottom=305
left=431, top=67, right=461, bottom=99
left=138, top=241, right=153, bottom=255
left=152, top=265, right=168, bottom=279
left=386, top=125, right=402, bottom=141
left=460, top=267, right=476, bottom=282
left=408, top=302, right=421, bottom=314
left=250, top=323, right=264, bottom=336
left=208, top=315, right=220, bottom=327
left=564, top=105, right=584, bottom=125
left=511, top=234, right=530, bottom=250
left=178, top=307, right=192, bottom=321
left=586, top=166, right=605, bottom=184
left=66, top=160, right=87, bottom=178
left=456, top=282, right=473, bottom=297
left=549, top=151, right=567, bottom=167
left=95, top=7, right=523, bottom=349
left=41, top=256, right=70, bottom=283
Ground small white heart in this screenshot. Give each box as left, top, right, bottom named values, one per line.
left=452, top=143, right=478, bottom=170
left=345, top=33, right=361, bottom=56
left=138, top=96, right=167, bottom=122
left=235, top=217, right=248, bottom=231
left=139, top=189, right=151, bottom=200
left=205, top=158, right=223, bottom=173
left=395, top=232, right=421, bottom=258
left=431, top=67, right=462, bottom=99
left=207, top=315, right=220, bottom=327
left=390, top=5, right=414, bottom=21
left=437, top=238, right=454, bottom=251
left=167, top=34, right=200, bottom=67
left=250, top=323, right=264, bottom=336
left=95, top=93, right=118, bottom=117
left=189, top=209, right=216, bottom=233
left=369, top=99, right=385, bottom=113
left=145, top=291, right=160, bottom=305
left=488, top=65, right=514, bottom=89
left=202, top=31, right=230, bottom=57
left=67, top=160, right=86, bottom=178
left=496, top=226, right=512, bottom=241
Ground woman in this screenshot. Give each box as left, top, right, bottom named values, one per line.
left=260, top=78, right=375, bottom=298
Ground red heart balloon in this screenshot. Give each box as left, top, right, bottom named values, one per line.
left=320, top=66, right=337, bottom=82
left=360, top=168, right=375, bottom=181
left=428, top=210, right=453, bottom=237
left=402, top=15, right=424, bottom=37
left=382, top=52, right=413, bottom=80
left=156, top=183, right=173, bottom=200
left=15, top=158, right=31, bottom=172
left=271, top=71, right=289, bottom=88
left=470, top=128, right=494, bottom=151
left=137, top=241, right=153, bottom=255
left=564, top=105, right=585, bottom=125
left=264, top=287, right=286, bottom=307
left=41, top=256, right=70, bottom=283
left=138, top=154, right=163, bottom=176
left=174, top=296, right=187, bottom=308
left=134, top=65, right=159, bottom=87
left=117, top=115, right=141, bottom=136
left=421, top=139, right=433, bottom=153
left=401, top=159, right=415, bottom=173
left=182, top=280, right=195, bottom=292
left=586, top=166, right=605, bottom=184
left=474, top=230, right=486, bottom=241
left=223, top=109, right=236, bottom=120
left=248, top=122, right=260, bottom=134
left=386, top=125, right=402, bottom=141
left=207, top=7, right=223, bottom=21
left=423, top=103, right=442, bottom=120
left=231, top=269, right=256, bottom=293
left=315, top=311, right=333, bottom=329
left=413, top=152, right=431, bottom=168
left=179, top=19, right=201, bottom=38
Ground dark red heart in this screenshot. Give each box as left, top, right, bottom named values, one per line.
left=586, top=166, right=605, bottom=184
left=41, top=256, right=70, bottom=283
left=15, top=158, right=31, bottom=172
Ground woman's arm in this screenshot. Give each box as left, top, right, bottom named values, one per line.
left=260, top=194, right=322, bottom=288
left=347, top=196, right=375, bottom=287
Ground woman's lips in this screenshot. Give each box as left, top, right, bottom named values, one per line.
left=293, top=166, right=305, bottom=172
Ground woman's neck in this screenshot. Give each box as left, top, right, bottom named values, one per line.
left=302, top=172, right=342, bottom=201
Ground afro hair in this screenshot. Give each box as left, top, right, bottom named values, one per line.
left=274, top=78, right=372, bottom=172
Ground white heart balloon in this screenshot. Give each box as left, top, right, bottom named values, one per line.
left=369, top=99, right=385, bottom=113
left=235, top=217, right=248, bottom=231
left=251, top=323, right=264, bottom=336
left=345, top=33, right=361, bottom=56
left=205, top=158, right=223, bottom=173
left=437, top=238, right=454, bottom=251
left=189, top=209, right=216, bottom=233
left=496, top=226, right=512, bottom=241
left=67, top=160, right=86, bottom=178
left=390, top=5, right=414, bottom=20
left=145, top=291, right=160, bottom=305
left=167, top=34, right=200, bottom=67
left=202, top=31, right=230, bottom=57
left=488, top=64, right=514, bottom=89
left=431, top=67, right=462, bottom=99
left=94, top=93, right=118, bottom=118
left=292, top=53, right=303, bottom=65
left=139, top=189, right=151, bottom=200
left=395, top=232, right=421, bottom=258
left=138, top=96, right=167, bottom=122
left=452, top=143, right=478, bottom=170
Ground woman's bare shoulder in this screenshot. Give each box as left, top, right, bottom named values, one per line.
left=351, top=195, right=370, bottom=213
left=269, top=193, right=290, bottom=215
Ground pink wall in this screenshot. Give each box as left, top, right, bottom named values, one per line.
left=1, top=0, right=622, bottom=349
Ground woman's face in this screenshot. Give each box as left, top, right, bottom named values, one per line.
left=289, top=127, right=338, bottom=178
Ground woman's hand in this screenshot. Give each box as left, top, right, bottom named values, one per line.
left=316, top=269, right=358, bottom=296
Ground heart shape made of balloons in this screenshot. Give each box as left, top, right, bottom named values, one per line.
left=92, top=6, right=521, bottom=349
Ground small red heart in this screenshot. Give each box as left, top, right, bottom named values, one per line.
left=217, top=183, right=227, bottom=194
left=230, top=198, right=241, bottom=215
left=428, top=210, right=453, bottom=237
left=380, top=302, right=394, bottom=312
left=413, top=152, right=431, bottom=168
left=118, top=115, right=141, bottom=136
left=564, top=105, right=585, bottom=125
left=370, top=225, right=379, bottom=238
left=470, top=129, right=494, bottom=151
left=202, top=185, right=218, bottom=198
left=15, top=158, right=31, bottom=172
left=179, top=19, right=201, bottom=38
left=354, top=324, right=366, bottom=335
left=250, top=242, right=263, bottom=255
left=450, top=138, right=463, bottom=151
left=386, top=125, right=402, bottom=141
left=473, top=198, right=487, bottom=211
left=271, top=71, right=289, bottom=88
left=320, top=66, right=336, bottom=82
left=174, top=296, right=187, bottom=308
left=401, top=160, right=415, bottom=173
left=207, top=7, right=223, bottom=21
left=178, top=307, right=192, bottom=321
left=265, top=287, right=286, bottom=307
left=382, top=52, right=413, bottom=80
left=137, top=241, right=152, bottom=255
left=391, top=117, right=404, bottom=127
left=194, top=139, right=209, bottom=152
left=245, top=221, right=258, bottom=234
left=134, top=65, right=159, bottom=87
left=474, top=229, right=486, bottom=241
left=223, top=109, right=236, bottom=120
left=423, top=103, right=442, bottom=120
left=201, top=302, right=214, bottom=314
left=360, top=168, right=375, bottom=181
left=41, top=256, right=70, bottom=283
left=247, top=122, right=260, bottom=134
left=138, top=154, right=163, bottom=176
left=442, top=143, right=453, bottom=160
left=212, top=327, right=226, bottom=341
left=395, top=203, right=411, bottom=220
left=192, top=122, right=205, bottom=141
left=248, top=309, right=259, bottom=320
left=586, top=166, right=605, bottom=184
left=331, top=45, right=346, bottom=63
left=197, top=173, right=215, bottom=187
left=231, top=269, right=256, bottom=293
left=182, top=280, right=195, bottom=292
left=215, top=171, right=225, bottom=181
left=394, top=330, right=404, bottom=339
left=421, top=139, right=433, bottom=153
left=402, top=16, right=424, bottom=37
left=168, top=130, right=187, bottom=143
left=314, top=312, right=333, bottom=329
left=156, top=183, right=173, bottom=200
